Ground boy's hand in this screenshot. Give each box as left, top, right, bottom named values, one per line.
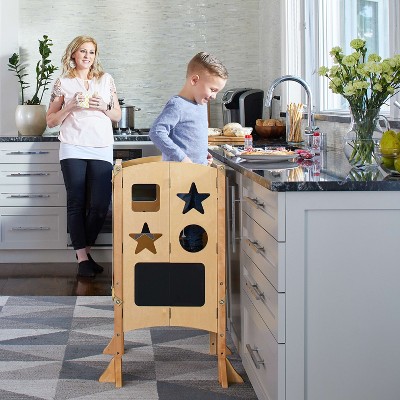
left=182, top=156, right=193, bottom=163
left=207, top=152, right=213, bottom=165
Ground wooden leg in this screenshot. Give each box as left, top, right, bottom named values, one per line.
left=209, top=332, right=217, bottom=355
left=99, top=356, right=122, bottom=387
left=226, top=358, right=244, bottom=384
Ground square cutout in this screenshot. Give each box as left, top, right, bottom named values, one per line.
left=132, top=184, right=160, bottom=212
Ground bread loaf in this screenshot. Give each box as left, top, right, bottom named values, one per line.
left=223, top=122, right=243, bottom=137
left=208, top=128, right=222, bottom=136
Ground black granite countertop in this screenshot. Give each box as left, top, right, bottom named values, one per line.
left=209, top=144, right=400, bottom=192
left=0, top=134, right=152, bottom=142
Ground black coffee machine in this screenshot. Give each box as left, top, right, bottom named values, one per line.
left=221, top=88, right=264, bottom=129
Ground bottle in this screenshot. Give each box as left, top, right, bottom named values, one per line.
left=312, top=131, right=321, bottom=154
left=244, top=134, right=253, bottom=151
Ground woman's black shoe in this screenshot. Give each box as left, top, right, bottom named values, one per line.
left=77, top=260, right=96, bottom=278
left=88, top=254, right=104, bottom=273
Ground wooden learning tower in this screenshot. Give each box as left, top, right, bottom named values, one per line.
left=99, top=157, right=243, bottom=388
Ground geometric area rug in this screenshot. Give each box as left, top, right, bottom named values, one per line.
left=0, top=296, right=258, bottom=400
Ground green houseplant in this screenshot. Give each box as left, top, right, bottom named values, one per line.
left=7, top=35, right=58, bottom=135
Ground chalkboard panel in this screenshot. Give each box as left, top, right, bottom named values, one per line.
left=134, top=262, right=205, bottom=306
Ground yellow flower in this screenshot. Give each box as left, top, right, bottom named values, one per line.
left=329, top=46, right=342, bottom=56
left=368, top=53, right=381, bottom=62
left=318, top=66, right=329, bottom=76
left=320, top=38, right=400, bottom=112
left=350, top=39, right=366, bottom=50
left=342, top=55, right=357, bottom=67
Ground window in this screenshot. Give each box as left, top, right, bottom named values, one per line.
left=285, top=0, right=400, bottom=118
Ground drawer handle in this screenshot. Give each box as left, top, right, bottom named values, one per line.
left=7, top=194, right=51, bottom=198
left=11, top=226, right=50, bottom=231
left=246, top=238, right=265, bottom=254
left=7, top=173, right=51, bottom=177
left=246, top=344, right=265, bottom=369
left=5, top=151, right=50, bottom=155
left=247, top=281, right=265, bottom=301
left=245, top=196, right=265, bottom=209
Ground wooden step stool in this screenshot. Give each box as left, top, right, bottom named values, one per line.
left=99, top=157, right=243, bottom=388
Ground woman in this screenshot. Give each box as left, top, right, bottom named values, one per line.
left=47, top=36, right=121, bottom=277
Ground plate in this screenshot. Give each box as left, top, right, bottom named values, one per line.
left=239, top=153, right=297, bottom=162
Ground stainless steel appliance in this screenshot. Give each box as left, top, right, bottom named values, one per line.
left=112, top=99, right=141, bottom=132
left=225, top=166, right=242, bottom=347
left=222, top=88, right=264, bottom=129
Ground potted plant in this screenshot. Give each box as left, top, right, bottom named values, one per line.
left=7, top=35, right=58, bottom=136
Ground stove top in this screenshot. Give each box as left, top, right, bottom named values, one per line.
left=113, top=128, right=151, bottom=141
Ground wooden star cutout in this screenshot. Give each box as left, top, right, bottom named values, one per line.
left=177, top=182, right=210, bottom=214
left=129, top=222, right=162, bottom=254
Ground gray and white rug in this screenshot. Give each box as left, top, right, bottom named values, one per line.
left=0, top=296, right=258, bottom=399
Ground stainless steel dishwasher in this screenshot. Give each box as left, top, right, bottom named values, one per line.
left=225, top=166, right=242, bottom=349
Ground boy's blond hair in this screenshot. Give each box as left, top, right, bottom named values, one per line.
left=187, top=52, right=228, bottom=79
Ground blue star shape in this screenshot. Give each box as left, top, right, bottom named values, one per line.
left=177, top=182, right=210, bottom=214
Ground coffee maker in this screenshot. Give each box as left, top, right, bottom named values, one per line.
left=221, top=88, right=264, bottom=129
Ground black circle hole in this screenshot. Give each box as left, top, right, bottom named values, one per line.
left=179, top=224, right=208, bottom=253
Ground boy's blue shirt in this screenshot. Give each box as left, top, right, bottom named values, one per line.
left=149, top=95, right=208, bottom=165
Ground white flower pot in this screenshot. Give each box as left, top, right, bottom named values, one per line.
left=15, top=104, right=47, bottom=136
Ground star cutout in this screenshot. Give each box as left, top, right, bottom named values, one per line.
left=129, top=222, right=162, bottom=254
left=177, top=182, right=210, bottom=214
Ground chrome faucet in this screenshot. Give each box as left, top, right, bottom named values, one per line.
left=265, top=75, right=315, bottom=133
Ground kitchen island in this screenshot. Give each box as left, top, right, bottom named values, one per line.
left=210, top=145, right=400, bottom=400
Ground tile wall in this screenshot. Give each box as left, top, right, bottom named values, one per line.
left=17, top=0, right=282, bottom=132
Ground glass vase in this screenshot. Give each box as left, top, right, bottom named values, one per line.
left=343, top=107, right=388, bottom=169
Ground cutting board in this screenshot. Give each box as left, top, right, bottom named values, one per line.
left=208, top=136, right=245, bottom=143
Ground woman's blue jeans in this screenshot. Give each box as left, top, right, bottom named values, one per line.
left=60, top=158, right=112, bottom=250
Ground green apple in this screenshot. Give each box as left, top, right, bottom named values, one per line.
left=380, top=130, right=400, bottom=156
left=382, top=156, right=395, bottom=169
left=394, top=157, right=400, bottom=173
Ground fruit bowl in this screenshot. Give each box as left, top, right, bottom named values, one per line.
left=374, top=144, right=400, bottom=175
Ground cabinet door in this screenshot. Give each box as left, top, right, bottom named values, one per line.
left=0, top=142, right=59, bottom=163
left=0, top=184, right=66, bottom=207
left=242, top=176, right=285, bottom=242
left=0, top=164, right=63, bottom=185
left=242, top=291, right=285, bottom=400
left=0, top=207, right=67, bottom=249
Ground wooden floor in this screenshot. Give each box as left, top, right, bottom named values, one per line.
left=0, top=262, right=112, bottom=296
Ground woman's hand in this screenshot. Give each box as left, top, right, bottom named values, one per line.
left=89, top=93, right=107, bottom=111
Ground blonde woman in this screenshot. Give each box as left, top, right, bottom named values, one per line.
left=47, top=35, right=121, bottom=277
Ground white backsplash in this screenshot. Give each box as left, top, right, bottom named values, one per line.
left=18, top=0, right=282, bottom=132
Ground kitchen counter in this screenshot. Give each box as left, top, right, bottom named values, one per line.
left=209, top=144, right=400, bottom=191
left=0, top=134, right=153, bottom=142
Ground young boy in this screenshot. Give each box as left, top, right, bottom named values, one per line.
left=149, top=52, right=228, bottom=165
left=149, top=52, right=228, bottom=252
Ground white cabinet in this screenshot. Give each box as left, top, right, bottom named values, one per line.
left=0, top=141, right=67, bottom=249
left=240, top=174, right=400, bottom=400
left=241, top=176, right=286, bottom=400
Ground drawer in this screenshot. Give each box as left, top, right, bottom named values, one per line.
left=0, top=142, right=59, bottom=163
left=242, top=176, right=285, bottom=242
left=242, top=291, right=285, bottom=400
left=242, top=251, right=285, bottom=343
left=0, top=207, right=67, bottom=249
left=0, top=185, right=66, bottom=207
left=0, top=164, right=63, bottom=185
left=242, top=211, right=285, bottom=292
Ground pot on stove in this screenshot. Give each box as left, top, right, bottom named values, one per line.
left=112, top=98, right=141, bottom=130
